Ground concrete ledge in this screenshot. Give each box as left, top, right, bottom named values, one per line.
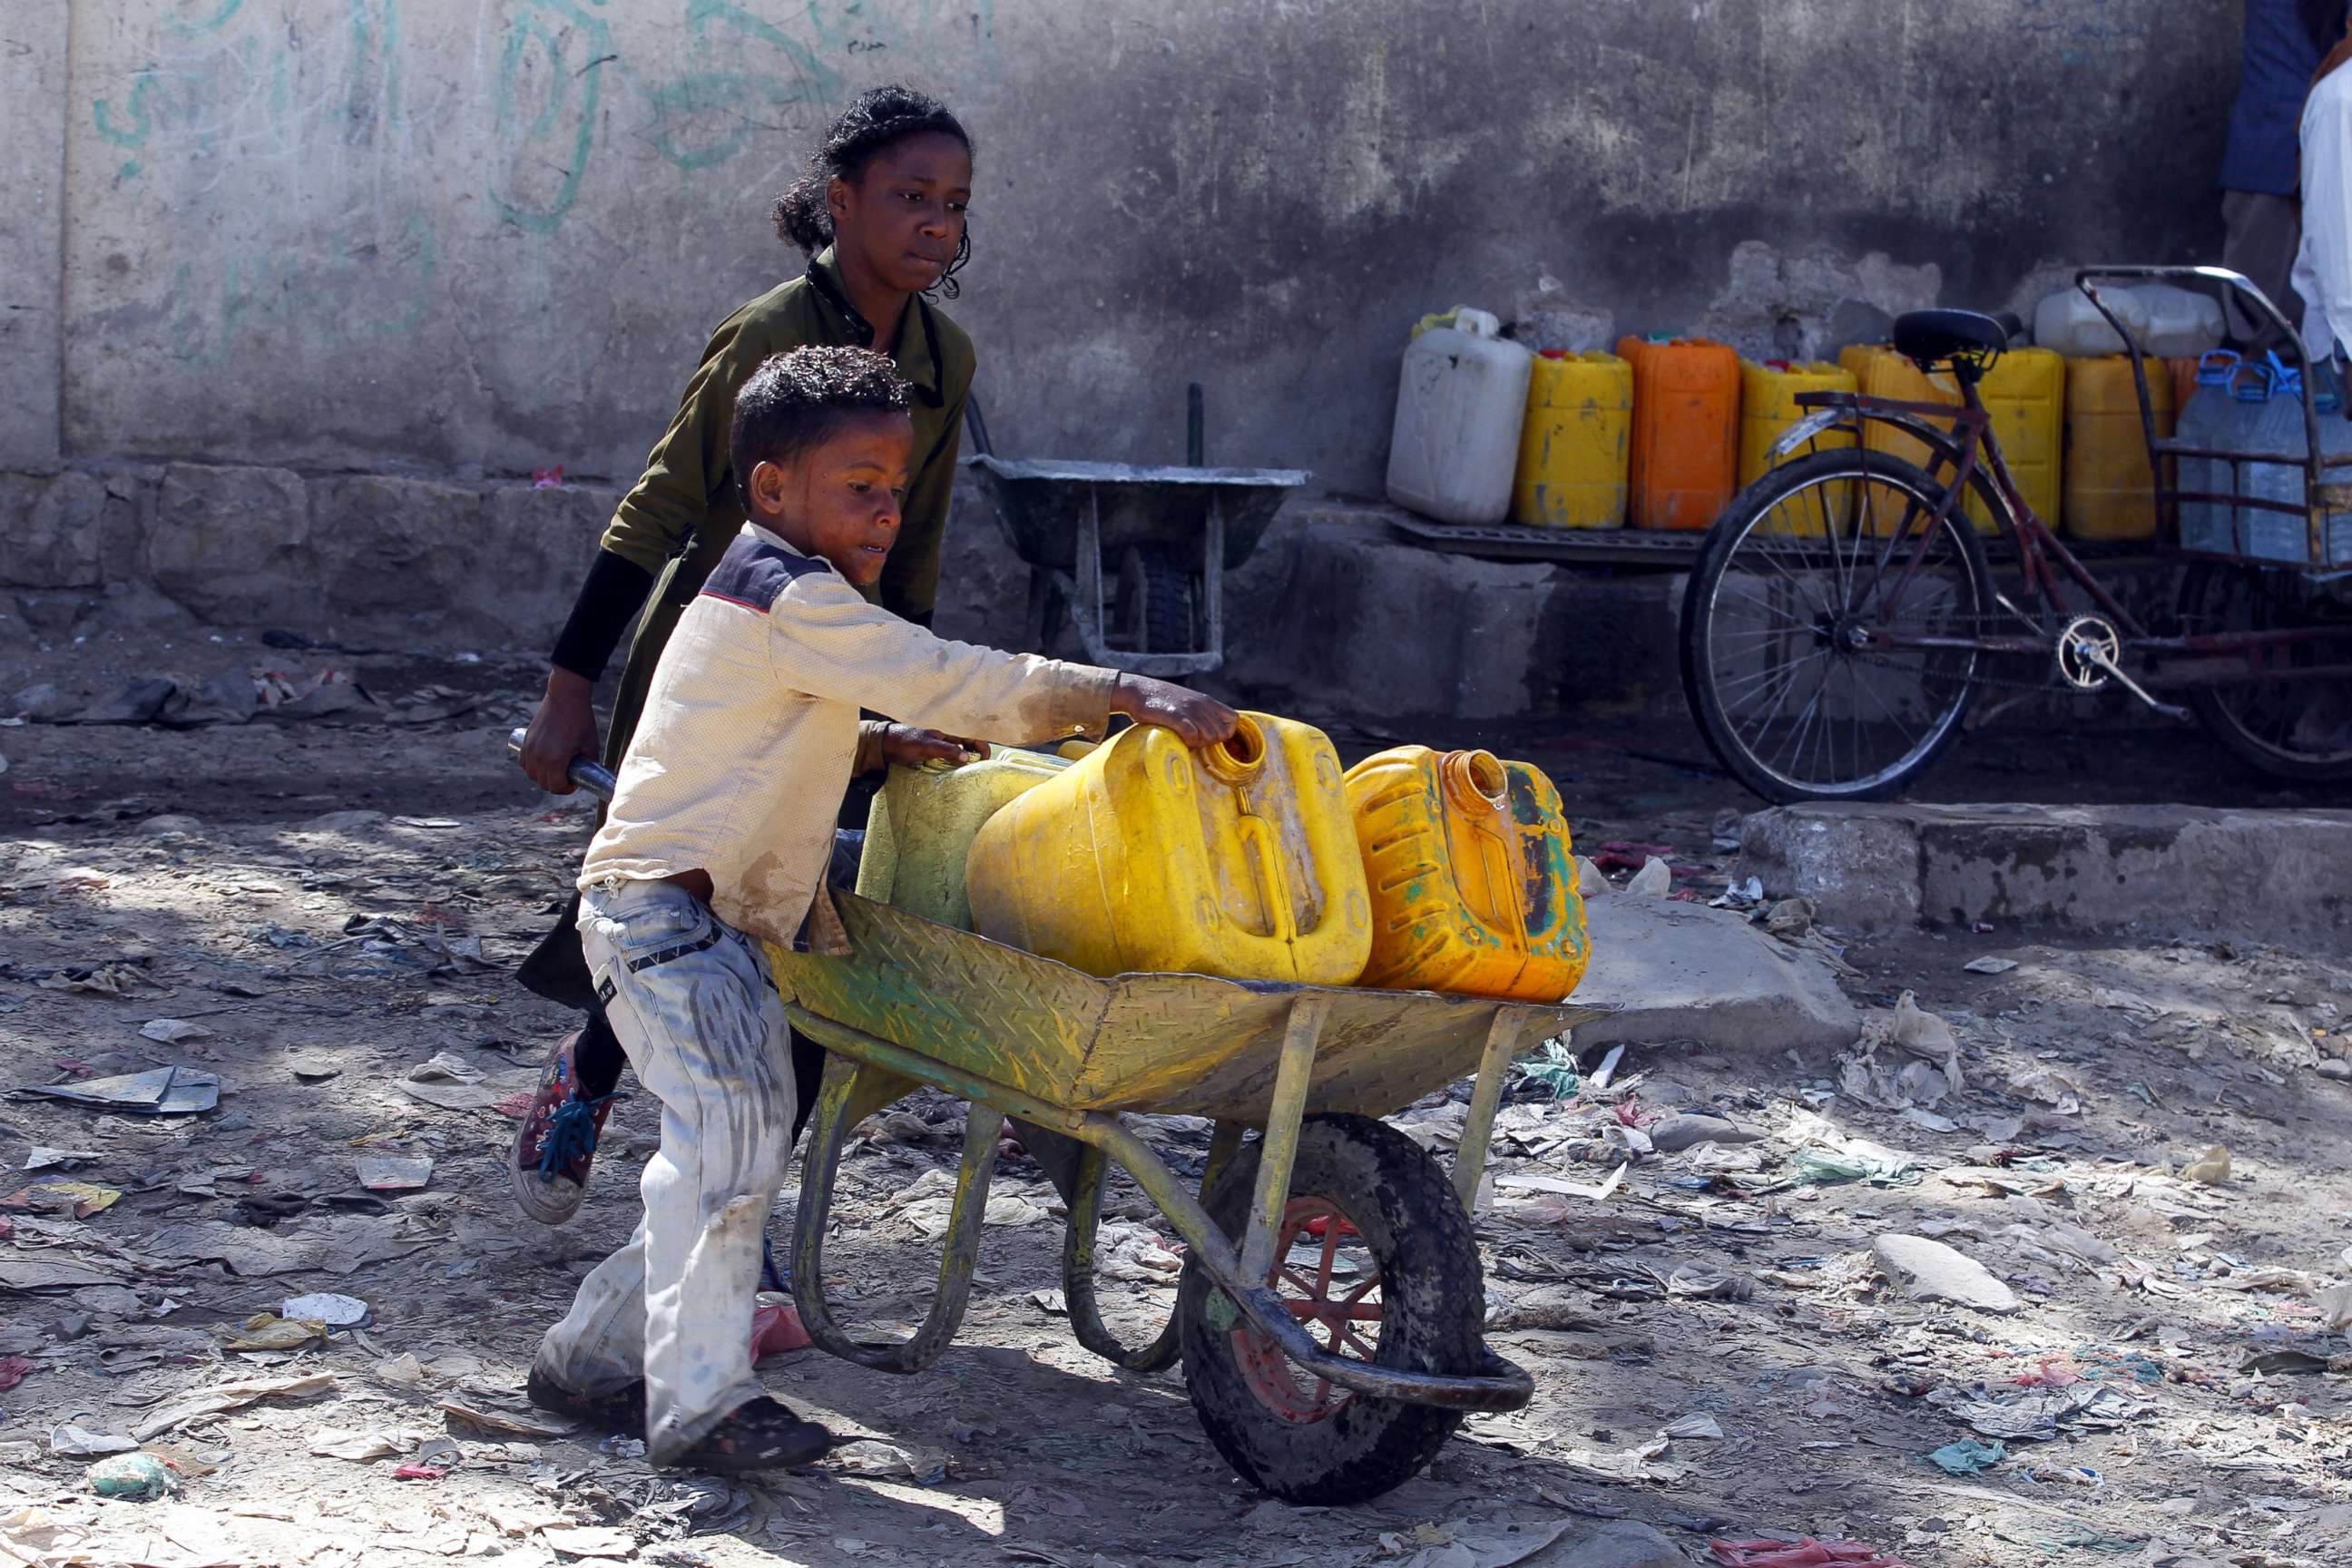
left=1740, top=803, right=2352, bottom=946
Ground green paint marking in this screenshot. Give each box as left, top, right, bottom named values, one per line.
left=164, top=0, right=245, bottom=35
left=117, top=159, right=142, bottom=181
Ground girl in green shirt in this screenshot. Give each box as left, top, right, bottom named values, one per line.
left=512, top=84, right=978, bottom=1223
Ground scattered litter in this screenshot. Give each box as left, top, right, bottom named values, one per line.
left=2180, top=1146, right=2231, bottom=1186
left=1787, top=1139, right=1923, bottom=1188
left=0, top=1357, right=32, bottom=1392
left=37, top=960, right=158, bottom=996
left=1666, top=1264, right=1753, bottom=1302
left=49, top=1423, right=138, bottom=1457
left=2006, top=1066, right=2085, bottom=1114
left=1925, top=1382, right=2144, bottom=1442
left=398, top=1059, right=539, bottom=1113
left=1930, top=1437, right=2007, bottom=1473
left=1855, top=992, right=1965, bottom=1092
left=17, top=1064, right=220, bottom=1115
left=356, top=1156, right=433, bottom=1192
left=282, top=1292, right=368, bottom=1327
left=1, top=1179, right=122, bottom=1219
left=1710, top=875, right=1765, bottom=909
left=542, top=1525, right=639, bottom=1559
left=215, top=1315, right=328, bottom=1357
left=1964, top=956, right=2020, bottom=975
left=138, top=1017, right=215, bottom=1044
left=750, top=1296, right=812, bottom=1361
left=438, top=1397, right=573, bottom=1439
left=1664, top=1413, right=1725, bottom=1440
left=600, top=1434, right=649, bottom=1459
left=2239, top=1347, right=2351, bottom=1376
left=1589, top=1044, right=1627, bottom=1091
left=396, top=1436, right=462, bottom=1480
left=1514, top=1037, right=1581, bottom=1098
left=1761, top=897, right=1816, bottom=940
left=133, top=1370, right=337, bottom=1439
left=24, top=1147, right=100, bottom=1171
left=309, top=1425, right=420, bottom=1461
left=1559, top=1432, right=1688, bottom=1485
left=1710, top=1537, right=1912, bottom=1567
left=86, top=1452, right=179, bottom=1501
left=1494, top=1164, right=1629, bottom=1203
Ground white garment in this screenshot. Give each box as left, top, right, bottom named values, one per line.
left=580, top=522, right=1116, bottom=947
left=534, top=877, right=797, bottom=1461
left=2295, top=63, right=2352, bottom=365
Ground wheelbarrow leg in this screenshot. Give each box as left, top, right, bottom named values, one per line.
left=1239, top=994, right=1331, bottom=1283
left=1451, top=1008, right=1526, bottom=1216
left=789, top=1055, right=1003, bottom=1373
left=1062, top=1142, right=1181, bottom=1373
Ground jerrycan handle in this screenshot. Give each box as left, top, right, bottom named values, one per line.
left=1451, top=307, right=1501, bottom=339
left=1200, top=719, right=1298, bottom=946
left=1442, top=751, right=1531, bottom=945
left=2195, top=348, right=2240, bottom=387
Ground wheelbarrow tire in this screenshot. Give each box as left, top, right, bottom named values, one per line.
left=1177, top=1113, right=1482, bottom=1506
left=1120, top=541, right=1196, bottom=654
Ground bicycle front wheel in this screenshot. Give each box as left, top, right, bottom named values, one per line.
left=1681, top=449, right=1994, bottom=803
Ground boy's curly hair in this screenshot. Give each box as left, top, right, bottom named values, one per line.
left=772, top=84, right=975, bottom=299
left=730, top=347, right=911, bottom=504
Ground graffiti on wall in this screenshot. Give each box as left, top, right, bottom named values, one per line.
left=85, top=0, right=996, bottom=361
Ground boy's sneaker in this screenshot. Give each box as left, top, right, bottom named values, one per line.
left=512, top=1032, right=622, bottom=1225
left=671, top=1396, right=832, bottom=1473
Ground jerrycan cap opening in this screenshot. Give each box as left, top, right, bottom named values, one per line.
left=1200, top=714, right=1269, bottom=787
left=1441, top=750, right=1511, bottom=813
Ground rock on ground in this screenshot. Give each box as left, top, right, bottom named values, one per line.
left=1872, top=1232, right=2020, bottom=1315
left=1569, top=895, right=1860, bottom=1054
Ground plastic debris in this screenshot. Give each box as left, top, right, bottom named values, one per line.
left=1856, top=991, right=1965, bottom=1092
left=436, top=1397, right=573, bottom=1439
left=0, top=1180, right=122, bottom=1219
left=1964, top=956, right=2019, bottom=975
left=86, top=1452, right=178, bottom=1501
left=395, top=1436, right=462, bottom=1481
left=1666, top=1263, right=1754, bottom=1301
left=750, top=1296, right=812, bottom=1363
left=1589, top=1044, right=1626, bottom=1091
left=138, top=1018, right=214, bottom=1044
left=49, top=1424, right=137, bottom=1457
left=1664, top=1412, right=1725, bottom=1440
left=23, top=1147, right=99, bottom=1171
left=18, top=1064, right=220, bottom=1115
left=2180, top=1145, right=2231, bottom=1185
left=133, top=1371, right=336, bottom=1440
left=1710, top=1537, right=1912, bottom=1567
left=599, top=1434, right=649, bottom=1459
left=309, top=1426, right=419, bottom=1461
left=355, top=1156, right=433, bottom=1192
left=0, top=1357, right=33, bottom=1392
left=1929, top=1437, right=2007, bottom=1474
left=213, top=1313, right=328, bottom=1353
left=281, top=1292, right=368, bottom=1327
left=1514, top=1037, right=1581, bottom=1098
left=541, top=1525, right=637, bottom=1559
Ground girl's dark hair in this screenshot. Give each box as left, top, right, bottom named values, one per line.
left=772, top=84, right=974, bottom=299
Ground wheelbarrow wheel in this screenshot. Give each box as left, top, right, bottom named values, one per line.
left=1177, top=1113, right=1483, bottom=1505
left=1116, top=541, right=1197, bottom=654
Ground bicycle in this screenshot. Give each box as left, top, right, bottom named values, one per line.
left=1678, top=265, right=2352, bottom=804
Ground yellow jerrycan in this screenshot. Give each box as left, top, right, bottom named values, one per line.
left=855, top=747, right=1072, bottom=930
left=1510, top=350, right=1632, bottom=529
left=965, top=713, right=1374, bottom=983
left=1342, top=747, right=1590, bottom=1001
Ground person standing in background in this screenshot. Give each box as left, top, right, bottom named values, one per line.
left=2222, top=0, right=2320, bottom=344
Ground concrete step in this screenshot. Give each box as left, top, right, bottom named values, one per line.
left=1738, top=802, right=2352, bottom=945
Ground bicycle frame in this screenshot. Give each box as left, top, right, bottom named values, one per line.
left=1778, top=328, right=2352, bottom=692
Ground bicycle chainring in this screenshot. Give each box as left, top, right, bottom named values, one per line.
left=2054, top=615, right=2122, bottom=691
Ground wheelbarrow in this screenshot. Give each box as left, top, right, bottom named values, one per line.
left=962, top=388, right=1308, bottom=679
left=507, top=733, right=1605, bottom=1504
left=764, top=891, right=1607, bottom=1505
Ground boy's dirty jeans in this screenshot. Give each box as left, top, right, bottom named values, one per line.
left=533, top=877, right=796, bottom=1461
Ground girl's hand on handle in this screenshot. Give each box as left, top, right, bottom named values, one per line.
left=1111, top=675, right=1240, bottom=750
left=521, top=669, right=601, bottom=794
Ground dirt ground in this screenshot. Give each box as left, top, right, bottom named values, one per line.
left=5, top=621, right=2352, bottom=1568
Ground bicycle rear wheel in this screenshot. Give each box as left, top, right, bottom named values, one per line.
left=2175, top=562, right=2352, bottom=783
left=1681, top=449, right=1994, bottom=803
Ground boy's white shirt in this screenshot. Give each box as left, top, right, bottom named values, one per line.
left=580, top=522, right=1116, bottom=946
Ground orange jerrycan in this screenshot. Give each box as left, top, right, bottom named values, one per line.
left=2063, top=356, right=2174, bottom=541
left=1618, top=335, right=1740, bottom=530
left=1740, top=358, right=1858, bottom=534
left=1511, top=350, right=1632, bottom=528
left=965, top=713, right=1374, bottom=984
left=1343, top=747, right=1590, bottom=1001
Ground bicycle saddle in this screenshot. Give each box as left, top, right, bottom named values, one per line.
left=1892, top=309, right=2014, bottom=378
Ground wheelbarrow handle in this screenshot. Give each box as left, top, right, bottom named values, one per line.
left=508, top=727, right=617, bottom=803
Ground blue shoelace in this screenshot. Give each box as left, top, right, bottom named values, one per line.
left=539, top=1091, right=624, bottom=1181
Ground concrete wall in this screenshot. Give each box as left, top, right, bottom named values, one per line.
left=10, top=0, right=2236, bottom=499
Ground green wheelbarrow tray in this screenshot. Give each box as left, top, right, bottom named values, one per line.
left=763, top=891, right=1612, bottom=1417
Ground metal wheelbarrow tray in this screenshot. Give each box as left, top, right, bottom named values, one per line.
left=963, top=455, right=1308, bottom=679
left=765, top=892, right=1610, bottom=1505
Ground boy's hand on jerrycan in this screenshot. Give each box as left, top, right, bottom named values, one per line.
left=877, top=725, right=985, bottom=768
left=1112, top=674, right=1240, bottom=750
